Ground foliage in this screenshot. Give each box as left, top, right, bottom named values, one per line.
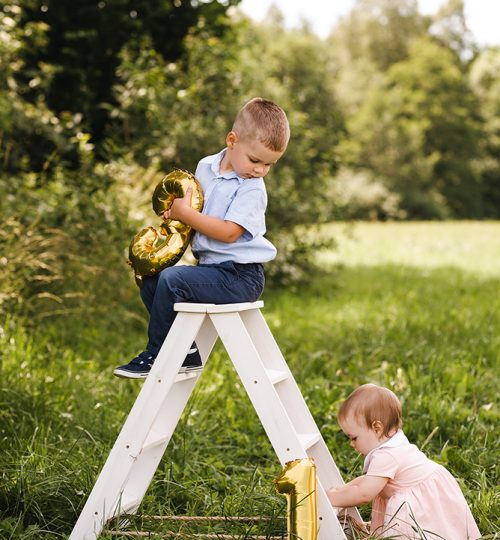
left=14, top=0, right=240, bottom=147
left=2, top=0, right=500, bottom=298
left=0, top=6, right=80, bottom=174
left=429, top=0, right=478, bottom=59
left=341, top=37, right=483, bottom=218
left=0, top=165, right=137, bottom=324
left=0, top=216, right=68, bottom=318
left=332, top=167, right=406, bottom=221
left=328, top=0, right=428, bottom=73
left=108, top=25, right=242, bottom=171
left=327, top=0, right=498, bottom=221
left=469, top=47, right=500, bottom=217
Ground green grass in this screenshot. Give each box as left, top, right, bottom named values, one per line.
left=1, top=222, right=498, bottom=539
left=320, top=221, right=500, bottom=276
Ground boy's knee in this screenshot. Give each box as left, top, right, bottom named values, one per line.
left=158, top=266, right=187, bottom=289
left=156, top=267, right=193, bottom=303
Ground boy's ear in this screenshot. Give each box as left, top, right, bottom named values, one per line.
left=226, top=131, right=238, bottom=149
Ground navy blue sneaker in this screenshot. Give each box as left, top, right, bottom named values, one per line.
left=113, top=350, right=155, bottom=379
left=179, top=347, right=203, bottom=373
left=114, top=348, right=203, bottom=379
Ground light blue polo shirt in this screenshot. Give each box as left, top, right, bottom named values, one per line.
left=191, top=149, right=277, bottom=265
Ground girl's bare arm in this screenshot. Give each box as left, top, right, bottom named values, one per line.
left=327, top=475, right=388, bottom=508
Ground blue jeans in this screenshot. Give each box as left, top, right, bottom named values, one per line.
left=140, top=261, right=265, bottom=355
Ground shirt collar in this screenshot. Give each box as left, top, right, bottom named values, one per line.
left=209, top=148, right=245, bottom=183
left=363, top=429, right=409, bottom=473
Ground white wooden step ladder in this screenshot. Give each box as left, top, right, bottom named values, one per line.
left=70, top=301, right=360, bottom=540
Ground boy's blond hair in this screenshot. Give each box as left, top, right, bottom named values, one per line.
left=338, top=384, right=403, bottom=437
left=232, top=97, right=290, bottom=152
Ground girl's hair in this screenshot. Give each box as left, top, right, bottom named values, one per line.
left=338, top=384, right=403, bottom=437
left=232, top=97, right=290, bottom=152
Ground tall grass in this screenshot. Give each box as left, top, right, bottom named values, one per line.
left=1, top=222, right=498, bottom=539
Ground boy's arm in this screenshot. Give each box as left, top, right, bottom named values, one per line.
left=326, top=475, right=388, bottom=508
left=166, top=187, right=244, bottom=243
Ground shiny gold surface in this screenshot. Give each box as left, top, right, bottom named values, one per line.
left=275, top=458, right=318, bottom=540
left=128, top=169, right=204, bottom=286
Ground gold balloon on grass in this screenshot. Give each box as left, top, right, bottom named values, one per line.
left=275, top=458, right=318, bottom=540
left=128, top=169, right=204, bottom=286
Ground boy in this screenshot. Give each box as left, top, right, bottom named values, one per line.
left=114, top=97, right=290, bottom=378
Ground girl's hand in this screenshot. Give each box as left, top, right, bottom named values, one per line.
left=336, top=511, right=370, bottom=535
left=164, top=187, right=193, bottom=221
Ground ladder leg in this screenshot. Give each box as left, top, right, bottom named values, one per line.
left=70, top=312, right=217, bottom=540
left=209, top=310, right=347, bottom=540
left=241, top=308, right=362, bottom=524
left=116, top=315, right=219, bottom=516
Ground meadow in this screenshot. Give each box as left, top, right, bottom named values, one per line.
left=1, top=222, right=498, bottom=539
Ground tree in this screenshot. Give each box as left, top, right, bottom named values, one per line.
left=428, top=0, right=477, bottom=60
left=14, top=0, right=239, bottom=152
left=470, top=48, right=500, bottom=217
left=344, top=37, right=483, bottom=218
left=328, top=0, right=427, bottom=71
left=107, top=14, right=243, bottom=171
left=327, top=0, right=427, bottom=115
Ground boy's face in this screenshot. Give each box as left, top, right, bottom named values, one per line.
left=339, top=414, right=387, bottom=456
left=222, top=131, right=284, bottom=179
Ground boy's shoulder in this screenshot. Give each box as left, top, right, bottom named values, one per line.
left=195, top=149, right=224, bottom=181
left=198, top=149, right=224, bottom=166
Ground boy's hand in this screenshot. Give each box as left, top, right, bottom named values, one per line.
left=161, top=187, right=243, bottom=243
left=163, top=186, right=193, bottom=221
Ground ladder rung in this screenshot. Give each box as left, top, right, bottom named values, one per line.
left=298, top=432, right=321, bottom=450
left=265, top=368, right=289, bottom=385
left=117, top=495, right=141, bottom=514
left=142, top=430, right=169, bottom=452
left=106, top=531, right=283, bottom=539
left=174, top=372, right=199, bottom=382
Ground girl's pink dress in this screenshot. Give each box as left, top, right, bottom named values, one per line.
left=364, top=431, right=481, bottom=539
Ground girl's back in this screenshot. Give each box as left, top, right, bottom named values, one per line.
left=367, top=443, right=481, bottom=539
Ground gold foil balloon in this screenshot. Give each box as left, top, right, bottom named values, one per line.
left=275, top=458, right=318, bottom=540
left=128, top=169, right=204, bottom=286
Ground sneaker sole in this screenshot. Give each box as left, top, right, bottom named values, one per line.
left=113, top=368, right=149, bottom=379
left=178, top=365, right=203, bottom=374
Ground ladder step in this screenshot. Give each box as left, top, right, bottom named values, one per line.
left=142, top=430, right=170, bottom=451
left=265, top=369, right=289, bottom=385
left=174, top=372, right=200, bottom=382
left=298, top=432, right=321, bottom=450
left=174, top=301, right=263, bottom=313
left=117, top=495, right=142, bottom=514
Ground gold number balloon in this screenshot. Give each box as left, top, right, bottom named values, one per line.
left=128, top=169, right=204, bottom=286
left=275, top=458, right=318, bottom=540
